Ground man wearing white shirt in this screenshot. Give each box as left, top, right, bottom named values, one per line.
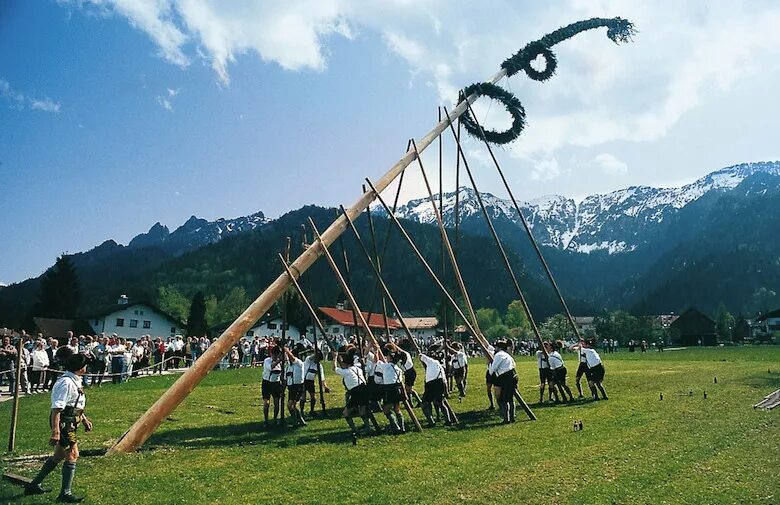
left=108, top=339, right=127, bottom=385
left=386, top=341, right=422, bottom=405
left=418, top=346, right=451, bottom=427
left=488, top=340, right=517, bottom=423
left=447, top=342, right=468, bottom=398
left=581, top=339, right=608, bottom=400
left=301, top=349, right=329, bottom=416
left=332, top=345, right=380, bottom=437
left=283, top=345, right=307, bottom=427
left=30, top=340, right=50, bottom=393
left=261, top=346, right=283, bottom=426
left=25, top=346, right=93, bottom=502
left=375, top=352, right=406, bottom=433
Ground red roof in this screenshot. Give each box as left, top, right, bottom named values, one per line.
left=318, top=307, right=401, bottom=330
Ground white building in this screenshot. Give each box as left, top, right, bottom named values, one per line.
left=402, top=317, right=439, bottom=344
left=245, top=317, right=302, bottom=342
left=87, top=295, right=184, bottom=340
left=753, top=308, right=780, bottom=340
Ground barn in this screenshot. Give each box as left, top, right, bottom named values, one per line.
left=669, top=307, right=717, bottom=346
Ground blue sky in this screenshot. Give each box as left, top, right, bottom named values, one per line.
left=2, top=0, right=780, bottom=284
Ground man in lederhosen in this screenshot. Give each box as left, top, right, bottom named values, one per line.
left=25, top=346, right=93, bottom=503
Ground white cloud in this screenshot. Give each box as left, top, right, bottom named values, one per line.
left=593, top=153, right=628, bottom=176
left=59, top=1, right=780, bottom=182
left=530, top=157, right=561, bottom=181
left=30, top=98, right=62, bottom=113
left=64, top=0, right=355, bottom=85
left=167, top=87, right=179, bottom=96
left=1, top=78, right=61, bottom=113
left=156, top=95, right=173, bottom=110
left=0, top=79, right=24, bottom=105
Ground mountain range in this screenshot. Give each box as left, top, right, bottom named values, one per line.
left=1, top=161, right=779, bottom=329
left=392, top=161, right=780, bottom=255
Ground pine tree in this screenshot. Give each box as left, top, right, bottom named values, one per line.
left=35, top=255, right=82, bottom=319
left=187, top=291, right=209, bottom=337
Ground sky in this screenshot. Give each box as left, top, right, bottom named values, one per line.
left=2, top=0, right=780, bottom=285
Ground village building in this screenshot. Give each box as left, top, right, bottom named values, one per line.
left=669, top=307, right=717, bottom=346
left=317, top=305, right=401, bottom=340
left=85, top=295, right=185, bottom=340
left=245, top=316, right=302, bottom=341
left=752, top=308, right=780, bottom=342
left=650, top=314, right=679, bottom=330
left=573, top=316, right=595, bottom=333
left=402, top=316, right=439, bottom=344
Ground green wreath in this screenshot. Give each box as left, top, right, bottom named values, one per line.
left=459, top=17, right=636, bottom=145
left=458, top=82, right=526, bottom=145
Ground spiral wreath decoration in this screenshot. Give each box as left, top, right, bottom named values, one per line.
left=458, top=82, right=526, bottom=145
left=460, top=17, right=636, bottom=145
left=521, top=41, right=557, bottom=81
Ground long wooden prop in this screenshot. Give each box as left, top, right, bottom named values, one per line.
left=309, top=219, right=423, bottom=432
left=279, top=253, right=330, bottom=414
left=108, top=73, right=501, bottom=456
left=108, top=17, right=633, bottom=453
left=442, top=106, right=548, bottom=357
left=299, top=226, right=328, bottom=414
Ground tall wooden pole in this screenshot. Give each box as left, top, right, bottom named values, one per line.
left=279, top=237, right=291, bottom=421
left=7, top=337, right=23, bottom=452
left=108, top=66, right=507, bottom=454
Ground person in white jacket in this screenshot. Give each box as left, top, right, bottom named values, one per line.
left=30, top=340, right=50, bottom=393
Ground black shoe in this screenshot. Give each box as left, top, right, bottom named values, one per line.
left=25, top=484, right=49, bottom=495
left=487, top=405, right=495, bottom=411
left=57, top=493, right=84, bottom=503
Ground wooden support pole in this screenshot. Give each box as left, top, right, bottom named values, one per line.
left=441, top=106, right=547, bottom=355
left=309, top=219, right=423, bottom=432
left=280, top=237, right=291, bottom=421
left=108, top=65, right=506, bottom=454
left=7, top=337, right=23, bottom=452
left=299, top=225, right=327, bottom=414
left=411, top=139, right=484, bottom=346
left=464, top=99, right=584, bottom=344
left=363, top=199, right=392, bottom=340
left=279, top=253, right=332, bottom=415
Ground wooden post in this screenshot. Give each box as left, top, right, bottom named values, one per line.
left=309, top=219, right=423, bottom=432
left=107, top=66, right=507, bottom=454
left=279, top=237, right=291, bottom=421
left=279, top=253, right=333, bottom=415
left=7, top=337, right=23, bottom=452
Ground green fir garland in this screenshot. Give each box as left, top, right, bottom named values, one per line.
left=460, top=16, right=636, bottom=145
left=458, top=83, right=526, bottom=145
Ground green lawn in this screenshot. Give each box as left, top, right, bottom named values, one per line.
left=1, top=347, right=778, bottom=504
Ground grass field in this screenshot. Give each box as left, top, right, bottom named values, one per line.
left=1, top=347, right=778, bottom=504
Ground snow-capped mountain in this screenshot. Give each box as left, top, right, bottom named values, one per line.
left=390, top=161, right=780, bottom=254
left=127, top=211, right=269, bottom=256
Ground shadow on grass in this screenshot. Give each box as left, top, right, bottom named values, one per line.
left=143, top=402, right=550, bottom=451
left=145, top=407, right=366, bottom=450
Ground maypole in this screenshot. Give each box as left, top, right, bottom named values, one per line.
left=108, top=17, right=635, bottom=454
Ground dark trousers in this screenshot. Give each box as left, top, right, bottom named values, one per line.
left=111, top=356, right=125, bottom=384
left=30, top=369, right=46, bottom=390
